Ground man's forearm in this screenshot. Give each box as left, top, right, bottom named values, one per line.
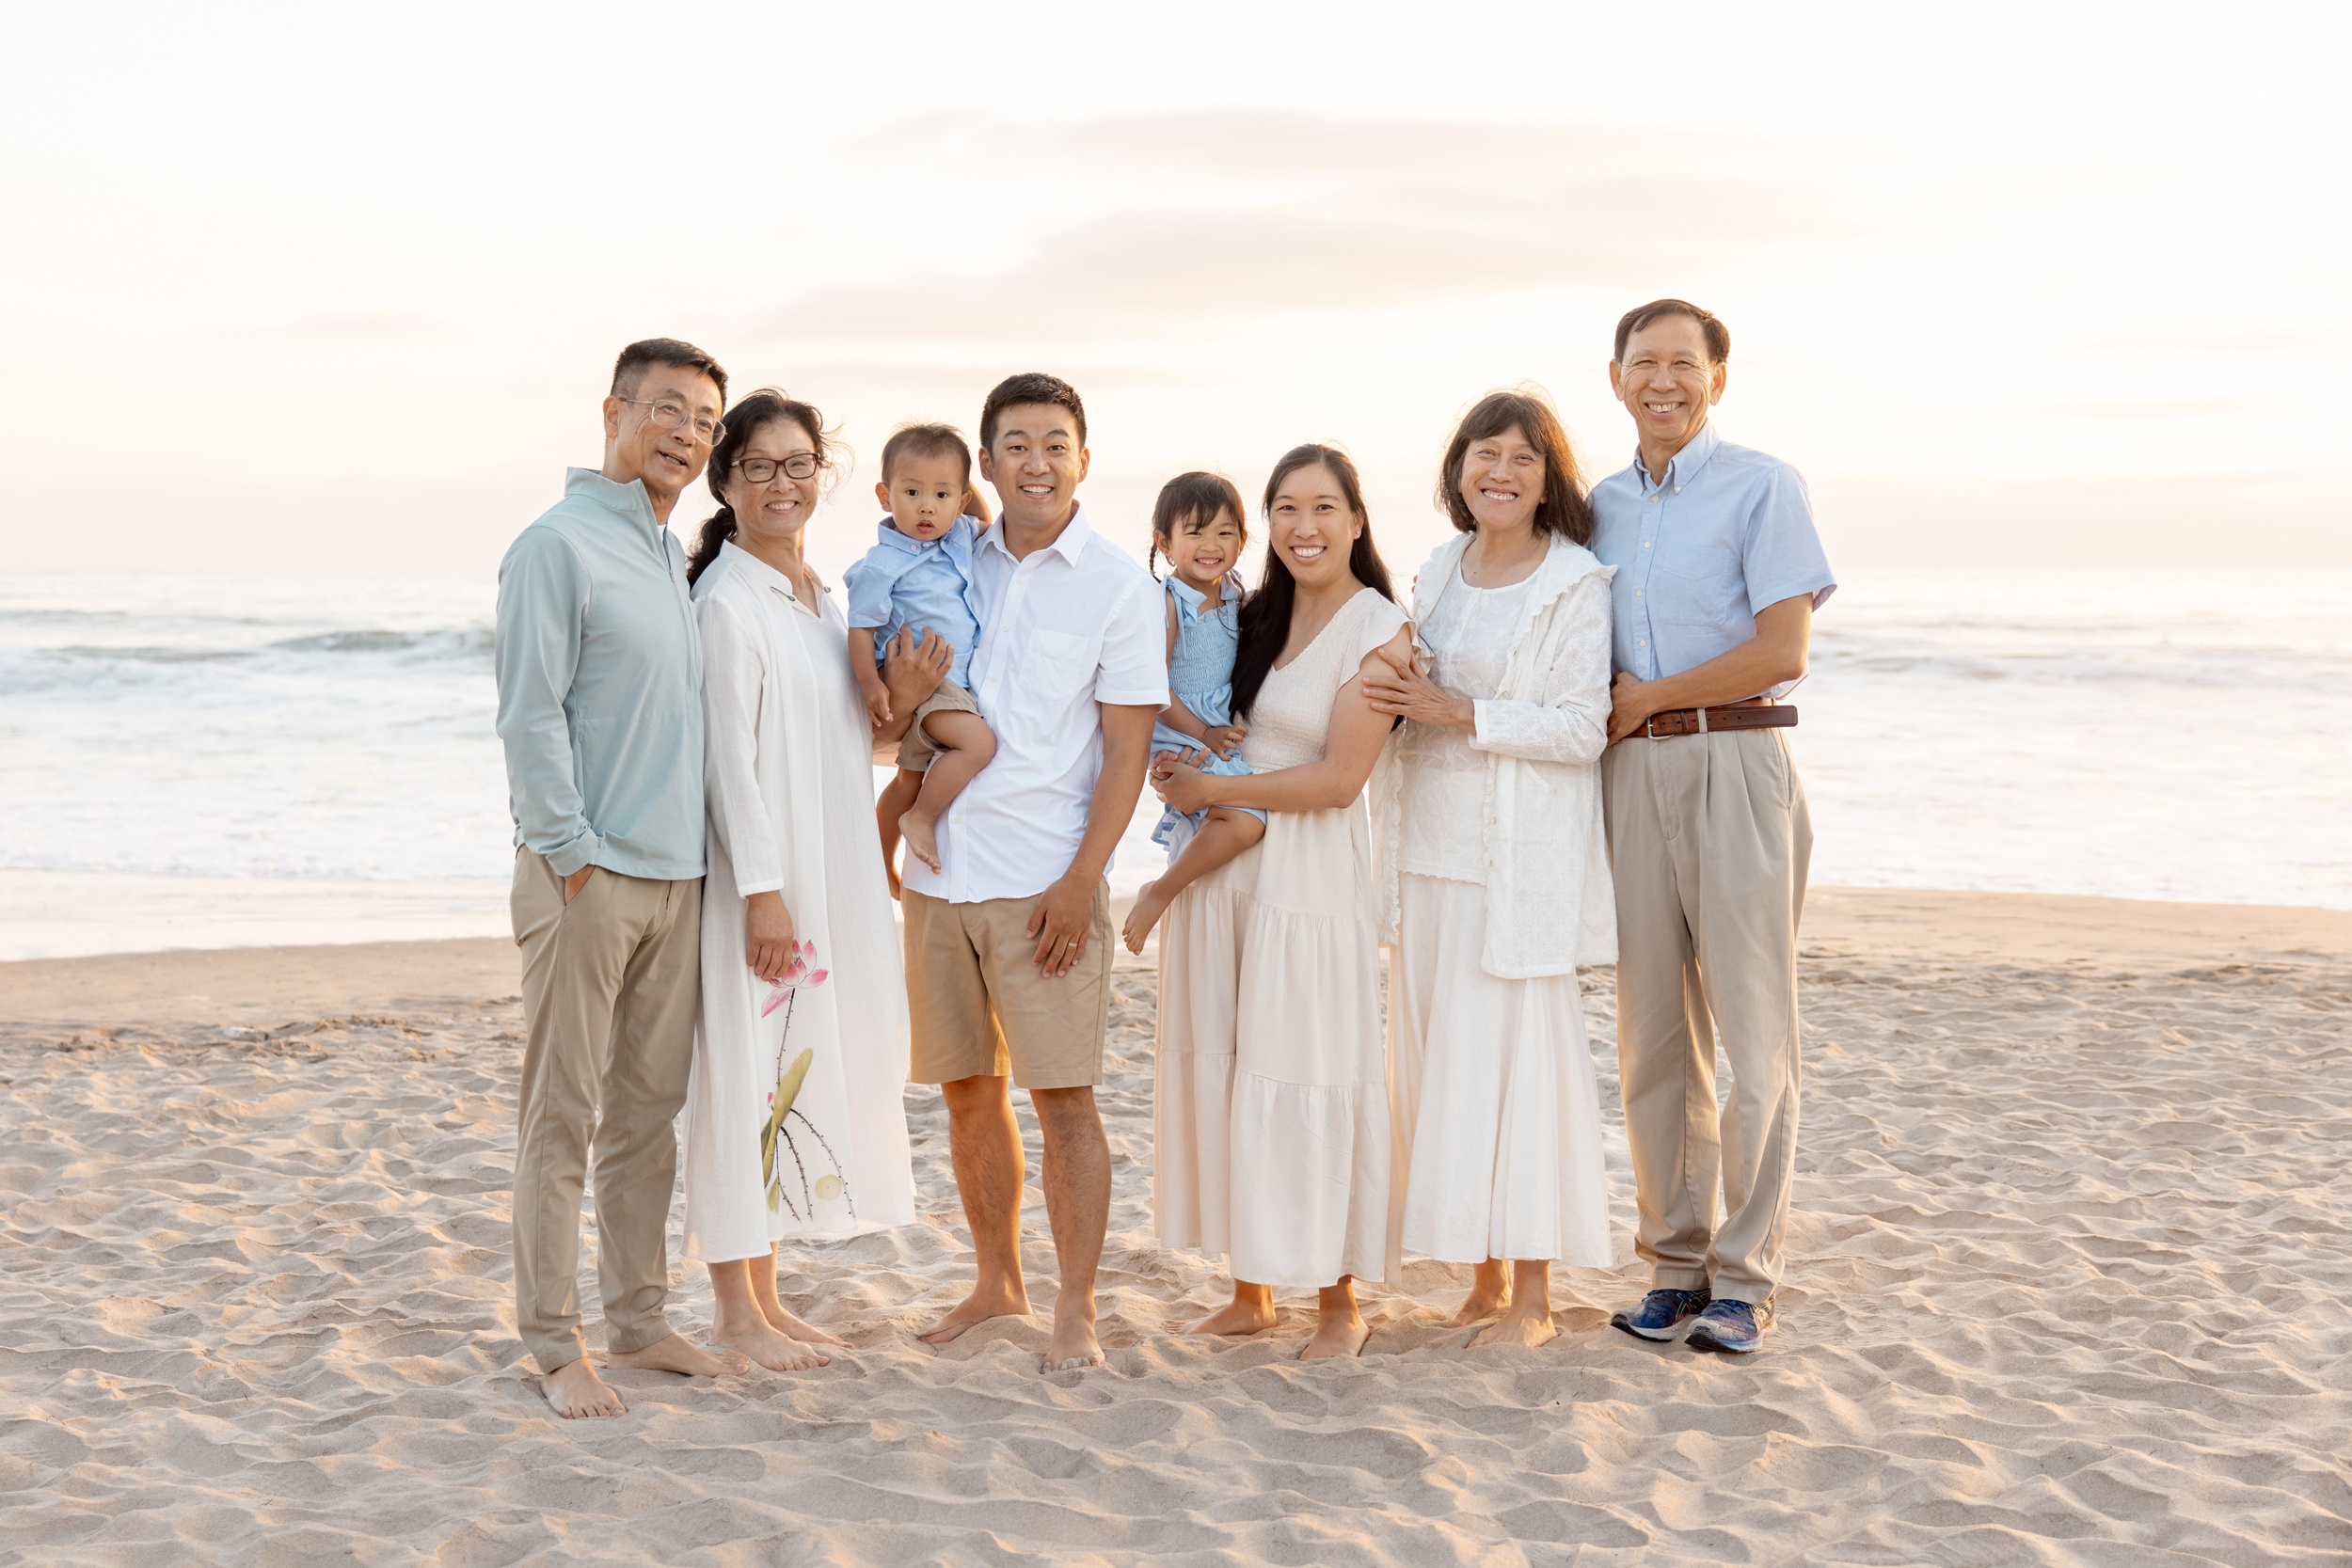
left=1633, top=640, right=1794, bottom=713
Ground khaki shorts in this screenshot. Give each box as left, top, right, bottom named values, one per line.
left=896, top=679, right=983, bottom=771
left=902, top=882, right=1111, bottom=1089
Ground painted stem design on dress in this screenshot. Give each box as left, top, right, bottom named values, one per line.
left=756, top=941, right=850, bottom=1221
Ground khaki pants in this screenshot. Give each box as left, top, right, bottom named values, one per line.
left=1602, top=729, right=1810, bottom=1304
left=509, top=850, right=702, bottom=1373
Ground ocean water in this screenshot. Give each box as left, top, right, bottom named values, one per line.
left=2, top=568, right=2345, bottom=912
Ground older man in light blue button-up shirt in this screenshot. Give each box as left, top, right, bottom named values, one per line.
left=1591, top=301, right=1835, bottom=1355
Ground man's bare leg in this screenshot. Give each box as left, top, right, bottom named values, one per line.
left=541, top=1356, right=628, bottom=1418
left=1470, top=1259, right=1559, bottom=1349
left=1121, top=809, right=1264, bottom=955
left=1184, top=1279, right=1277, bottom=1337
left=899, top=712, right=997, bottom=875
left=707, top=1257, right=831, bottom=1370
left=1447, top=1258, right=1513, bottom=1327
left=753, top=1244, right=850, bottom=1347
left=919, top=1073, right=1032, bottom=1343
left=1033, top=1085, right=1111, bottom=1370
left=1302, top=1277, right=1371, bottom=1360
left=875, top=769, right=922, bottom=897
left=606, top=1334, right=750, bottom=1378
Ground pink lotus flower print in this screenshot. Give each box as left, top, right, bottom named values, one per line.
left=760, top=940, right=830, bottom=1017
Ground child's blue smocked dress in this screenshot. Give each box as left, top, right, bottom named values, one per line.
left=1151, top=573, right=1266, bottom=855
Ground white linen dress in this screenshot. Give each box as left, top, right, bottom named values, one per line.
left=1386, top=549, right=1615, bottom=1267
left=1154, top=586, right=1408, bottom=1291
left=683, top=542, right=915, bottom=1259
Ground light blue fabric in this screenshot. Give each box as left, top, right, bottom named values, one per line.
left=1589, top=423, right=1836, bottom=695
left=841, top=515, right=983, bottom=689
left=1149, top=573, right=1263, bottom=853
left=494, top=467, right=706, bottom=880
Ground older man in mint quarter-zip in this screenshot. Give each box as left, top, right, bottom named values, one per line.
left=1592, top=301, right=1836, bottom=1356
left=494, top=339, right=750, bottom=1418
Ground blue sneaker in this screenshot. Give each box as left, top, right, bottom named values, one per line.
left=1684, top=1296, right=1773, bottom=1353
left=1610, top=1287, right=1712, bottom=1341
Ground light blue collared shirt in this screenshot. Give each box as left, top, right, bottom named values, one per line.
left=840, top=515, right=984, bottom=689
left=1590, top=423, right=1836, bottom=696
left=493, top=467, right=706, bottom=880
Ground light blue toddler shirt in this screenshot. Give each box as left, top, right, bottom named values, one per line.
left=841, top=515, right=984, bottom=689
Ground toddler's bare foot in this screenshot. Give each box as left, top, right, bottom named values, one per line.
left=757, top=1297, right=850, bottom=1348
left=540, top=1357, right=626, bottom=1418
left=1121, top=879, right=1170, bottom=956
left=1182, top=1296, right=1277, bottom=1337
left=714, top=1318, right=831, bottom=1371
left=899, top=809, right=942, bottom=874
left=1300, top=1310, right=1371, bottom=1360
left=606, top=1334, right=749, bottom=1379
left=1469, top=1301, right=1559, bottom=1350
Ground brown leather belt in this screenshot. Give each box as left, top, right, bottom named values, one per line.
left=1642, top=696, right=1798, bottom=739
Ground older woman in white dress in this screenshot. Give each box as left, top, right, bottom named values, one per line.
left=679, top=388, right=945, bottom=1371
left=1363, top=390, right=1618, bottom=1349
left=1152, top=444, right=1413, bottom=1360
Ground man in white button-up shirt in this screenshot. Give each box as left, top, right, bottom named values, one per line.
left=902, top=373, right=1166, bottom=1373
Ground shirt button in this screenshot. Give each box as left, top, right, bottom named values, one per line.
left=1643, top=542, right=1651, bottom=548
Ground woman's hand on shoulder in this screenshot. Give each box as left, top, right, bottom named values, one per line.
left=1360, top=634, right=1473, bottom=731
left=745, top=891, right=796, bottom=981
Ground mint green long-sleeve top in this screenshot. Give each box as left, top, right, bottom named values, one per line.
left=494, top=468, right=706, bottom=880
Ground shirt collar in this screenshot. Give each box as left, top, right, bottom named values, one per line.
left=981, top=504, right=1096, bottom=567
left=564, top=467, right=662, bottom=533
left=872, top=516, right=946, bottom=556
left=1634, top=422, right=1722, bottom=497
left=1166, top=570, right=1241, bottom=621
left=716, top=539, right=806, bottom=602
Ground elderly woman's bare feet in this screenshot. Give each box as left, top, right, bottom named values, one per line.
left=1300, top=1309, right=1371, bottom=1360
left=540, top=1357, right=627, bottom=1419
left=1469, top=1301, right=1559, bottom=1350
left=1182, top=1296, right=1277, bottom=1336
left=758, top=1297, right=850, bottom=1349
left=606, top=1334, right=749, bottom=1379
left=1447, top=1259, right=1513, bottom=1327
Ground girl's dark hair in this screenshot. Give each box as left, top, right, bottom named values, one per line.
left=1146, top=470, right=1248, bottom=579
left=686, top=388, right=833, bottom=586
left=1229, top=443, right=1397, bottom=720
left=1437, top=389, right=1595, bottom=545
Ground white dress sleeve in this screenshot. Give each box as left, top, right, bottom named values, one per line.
left=1468, top=573, right=1613, bottom=767
left=699, top=591, right=786, bottom=896
left=1349, top=592, right=1410, bottom=679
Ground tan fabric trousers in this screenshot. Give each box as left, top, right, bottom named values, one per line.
left=509, top=849, right=702, bottom=1373
left=1601, top=728, right=1810, bottom=1304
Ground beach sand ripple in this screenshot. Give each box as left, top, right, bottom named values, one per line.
left=2, top=936, right=2348, bottom=1564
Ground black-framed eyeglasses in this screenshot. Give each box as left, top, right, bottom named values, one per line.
left=617, top=397, right=723, bottom=443
left=734, top=454, right=821, bottom=483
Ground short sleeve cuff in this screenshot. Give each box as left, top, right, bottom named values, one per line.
left=1094, top=684, right=1170, bottom=706
left=1750, top=573, right=1837, bottom=613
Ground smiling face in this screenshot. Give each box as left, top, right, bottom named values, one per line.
left=876, top=453, right=969, bottom=542
left=1161, top=507, right=1246, bottom=594
left=977, top=403, right=1089, bottom=531
left=722, top=417, right=822, bottom=553
left=1454, top=424, right=1546, bottom=534
left=603, top=362, right=723, bottom=514
left=1266, top=464, right=1362, bottom=592
left=1610, top=313, right=1726, bottom=459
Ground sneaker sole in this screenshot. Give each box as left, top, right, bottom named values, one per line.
left=1609, top=1314, right=1687, bottom=1342
left=1684, top=1327, right=1763, bottom=1354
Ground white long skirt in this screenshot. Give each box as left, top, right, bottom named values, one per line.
left=1391, top=873, right=1613, bottom=1267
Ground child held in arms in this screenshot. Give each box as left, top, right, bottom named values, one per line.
left=1120, top=471, right=1267, bottom=953
left=845, top=424, right=996, bottom=890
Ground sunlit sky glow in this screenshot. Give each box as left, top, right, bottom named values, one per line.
left=4, top=0, right=2345, bottom=579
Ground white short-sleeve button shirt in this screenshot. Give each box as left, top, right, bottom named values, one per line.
left=899, top=506, right=1168, bottom=905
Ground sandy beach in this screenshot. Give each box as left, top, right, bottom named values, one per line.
left=2, top=887, right=2347, bottom=1565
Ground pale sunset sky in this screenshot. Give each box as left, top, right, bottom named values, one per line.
left=3, top=0, right=2344, bottom=581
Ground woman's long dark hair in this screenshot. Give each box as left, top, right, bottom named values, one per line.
left=1229, top=443, right=1397, bottom=720
left=685, top=388, right=834, bottom=586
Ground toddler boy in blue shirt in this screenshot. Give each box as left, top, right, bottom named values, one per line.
left=845, top=423, right=997, bottom=889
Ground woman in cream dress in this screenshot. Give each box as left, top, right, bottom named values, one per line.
left=679, top=389, right=935, bottom=1371
left=1363, top=390, right=1618, bottom=1349
left=1152, top=444, right=1413, bottom=1361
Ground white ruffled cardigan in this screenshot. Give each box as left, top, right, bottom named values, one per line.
left=1371, top=532, right=1618, bottom=978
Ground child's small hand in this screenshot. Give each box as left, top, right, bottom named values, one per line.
left=861, top=682, right=894, bottom=727
left=1206, top=723, right=1248, bottom=758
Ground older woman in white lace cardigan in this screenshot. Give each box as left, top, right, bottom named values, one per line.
left=1363, top=390, right=1617, bottom=1350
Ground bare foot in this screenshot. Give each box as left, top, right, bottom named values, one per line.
left=1447, top=1274, right=1513, bottom=1329
left=1300, top=1311, right=1371, bottom=1361
left=540, top=1357, right=627, bottom=1418
left=1183, top=1296, right=1278, bottom=1336
left=714, top=1318, right=831, bottom=1371
left=899, top=810, right=942, bottom=875
left=1470, top=1302, right=1560, bottom=1350
left=606, top=1334, right=750, bottom=1379
left=757, top=1299, right=850, bottom=1349
left=918, top=1282, right=1030, bottom=1345
left=1042, top=1314, right=1103, bottom=1373
left=1120, top=879, right=1171, bottom=956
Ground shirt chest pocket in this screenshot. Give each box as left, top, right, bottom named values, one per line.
left=1025, top=627, right=1091, bottom=698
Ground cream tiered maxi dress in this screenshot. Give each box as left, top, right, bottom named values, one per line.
left=683, top=542, right=916, bottom=1260
left=1154, top=585, right=1409, bottom=1291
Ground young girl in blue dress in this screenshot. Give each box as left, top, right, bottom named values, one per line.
left=1121, top=472, right=1269, bottom=954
